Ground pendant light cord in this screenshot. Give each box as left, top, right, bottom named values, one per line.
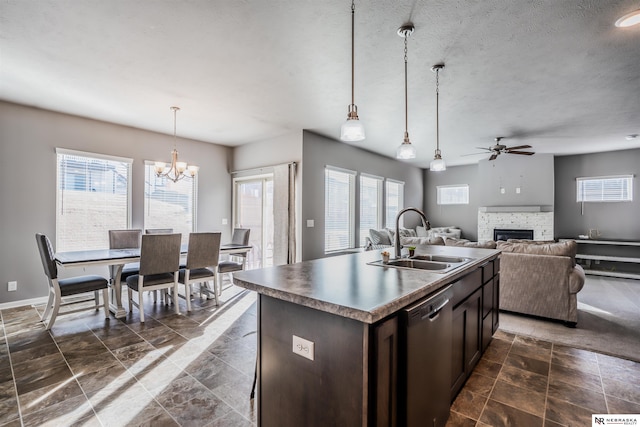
left=404, top=34, right=408, bottom=136
left=351, top=0, right=355, bottom=106
left=435, top=67, right=440, bottom=151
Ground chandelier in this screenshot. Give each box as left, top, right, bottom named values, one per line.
left=154, top=106, right=198, bottom=183
left=340, top=0, right=365, bottom=141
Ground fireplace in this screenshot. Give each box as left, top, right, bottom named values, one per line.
left=494, top=228, right=534, bottom=241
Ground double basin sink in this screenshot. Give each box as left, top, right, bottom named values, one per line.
left=368, top=254, right=474, bottom=274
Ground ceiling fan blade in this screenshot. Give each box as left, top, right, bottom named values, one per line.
left=462, top=152, right=491, bottom=157
left=504, top=145, right=532, bottom=150
left=474, top=147, right=492, bottom=151
left=489, top=153, right=498, bottom=161
left=507, top=151, right=535, bottom=155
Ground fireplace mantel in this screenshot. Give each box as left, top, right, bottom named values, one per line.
left=478, top=209, right=554, bottom=241
left=479, top=206, right=544, bottom=213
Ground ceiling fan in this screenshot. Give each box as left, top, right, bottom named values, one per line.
left=467, top=137, right=535, bottom=161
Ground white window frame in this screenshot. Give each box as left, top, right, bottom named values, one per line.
left=576, top=175, right=633, bottom=203
left=325, top=165, right=356, bottom=253
left=385, top=179, right=405, bottom=229
left=437, top=184, right=470, bottom=205
left=359, top=173, right=383, bottom=247
left=56, top=148, right=132, bottom=251
left=144, top=161, right=198, bottom=243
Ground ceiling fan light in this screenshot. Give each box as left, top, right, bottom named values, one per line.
left=615, top=9, right=640, bottom=27
left=341, top=116, right=366, bottom=141
left=397, top=140, right=416, bottom=160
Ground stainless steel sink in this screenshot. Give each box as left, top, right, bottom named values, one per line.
left=368, top=255, right=474, bottom=273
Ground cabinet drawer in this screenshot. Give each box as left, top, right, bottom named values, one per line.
left=482, top=260, right=494, bottom=284
left=451, top=269, right=482, bottom=308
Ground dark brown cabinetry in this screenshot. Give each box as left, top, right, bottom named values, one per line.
left=450, top=258, right=500, bottom=401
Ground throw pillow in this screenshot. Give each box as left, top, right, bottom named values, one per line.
left=369, top=229, right=391, bottom=246
left=401, top=236, right=445, bottom=246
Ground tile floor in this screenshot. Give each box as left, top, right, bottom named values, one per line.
left=1, top=286, right=639, bottom=427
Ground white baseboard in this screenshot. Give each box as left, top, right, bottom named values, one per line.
left=0, top=296, right=49, bottom=311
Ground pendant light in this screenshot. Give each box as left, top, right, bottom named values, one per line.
left=396, top=24, right=416, bottom=160
left=340, top=0, right=365, bottom=141
left=430, top=64, right=446, bottom=171
left=154, top=107, right=199, bottom=183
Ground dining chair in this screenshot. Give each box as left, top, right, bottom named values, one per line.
left=178, top=232, right=222, bottom=310
left=35, top=233, right=109, bottom=330
left=145, top=228, right=174, bottom=234
left=125, top=233, right=181, bottom=322
left=218, top=228, right=250, bottom=293
left=108, top=229, right=142, bottom=283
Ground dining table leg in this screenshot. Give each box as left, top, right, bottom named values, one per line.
left=109, top=264, right=128, bottom=318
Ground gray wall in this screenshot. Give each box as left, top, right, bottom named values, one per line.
left=423, top=164, right=481, bottom=240
left=554, top=148, right=640, bottom=240
left=232, top=131, right=304, bottom=261
left=0, top=101, right=232, bottom=305
left=477, top=154, right=554, bottom=208
left=301, top=131, right=424, bottom=261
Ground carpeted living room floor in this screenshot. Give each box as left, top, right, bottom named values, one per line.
left=499, top=275, right=640, bottom=363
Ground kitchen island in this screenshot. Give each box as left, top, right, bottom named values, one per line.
left=233, top=245, right=500, bottom=427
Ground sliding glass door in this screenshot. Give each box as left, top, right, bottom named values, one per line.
left=234, top=175, right=274, bottom=268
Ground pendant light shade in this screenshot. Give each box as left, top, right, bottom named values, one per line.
left=396, top=25, right=415, bottom=160
left=430, top=64, right=446, bottom=171
left=340, top=0, right=365, bottom=142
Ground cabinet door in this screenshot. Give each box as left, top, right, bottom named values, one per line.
left=464, top=288, right=482, bottom=374
left=374, top=316, right=398, bottom=427
left=450, top=288, right=483, bottom=400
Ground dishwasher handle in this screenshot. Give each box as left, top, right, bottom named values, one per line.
left=425, top=298, right=450, bottom=322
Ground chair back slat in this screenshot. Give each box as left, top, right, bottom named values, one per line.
left=186, top=232, right=221, bottom=269
left=231, top=228, right=251, bottom=246
left=145, top=228, right=174, bottom=234
left=35, top=233, right=57, bottom=280
left=109, top=229, right=142, bottom=249
left=139, top=233, right=181, bottom=276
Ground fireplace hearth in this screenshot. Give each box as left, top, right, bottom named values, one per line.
left=494, top=228, right=534, bottom=241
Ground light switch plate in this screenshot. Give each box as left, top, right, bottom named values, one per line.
left=8, top=281, right=17, bottom=292
left=306, top=219, right=314, bottom=228
left=222, top=218, right=228, bottom=225
left=292, top=335, right=314, bottom=361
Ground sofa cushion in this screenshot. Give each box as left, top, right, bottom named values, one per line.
left=386, top=227, right=417, bottom=243
left=445, top=238, right=497, bottom=249
left=401, top=236, right=445, bottom=246
left=416, top=225, right=429, bottom=237
left=369, top=228, right=392, bottom=246
left=497, top=240, right=577, bottom=265
left=506, top=239, right=556, bottom=244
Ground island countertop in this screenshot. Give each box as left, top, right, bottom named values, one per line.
left=233, top=245, right=500, bottom=324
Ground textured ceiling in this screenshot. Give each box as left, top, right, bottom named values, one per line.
left=1, top=0, right=639, bottom=167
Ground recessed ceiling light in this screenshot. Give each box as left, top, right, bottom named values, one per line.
left=615, top=9, right=640, bottom=27
left=625, top=134, right=638, bottom=140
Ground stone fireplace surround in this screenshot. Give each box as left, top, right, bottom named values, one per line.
left=478, top=206, right=554, bottom=241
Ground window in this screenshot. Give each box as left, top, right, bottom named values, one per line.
left=56, top=149, right=132, bottom=251
left=325, top=166, right=356, bottom=252
left=385, top=180, right=404, bottom=229
left=577, top=175, right=633, bottom=202
left=144, top=163, right=197, bottom=243
left=437, top=184, right=470, bottom=205
left=359, top=174, right=383, bottom=246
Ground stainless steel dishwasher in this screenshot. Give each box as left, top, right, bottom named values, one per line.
left=400, top=285, right=453, bottom=427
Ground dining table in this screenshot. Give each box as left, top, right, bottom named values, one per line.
left=55, top=243, right=252, bottom=318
